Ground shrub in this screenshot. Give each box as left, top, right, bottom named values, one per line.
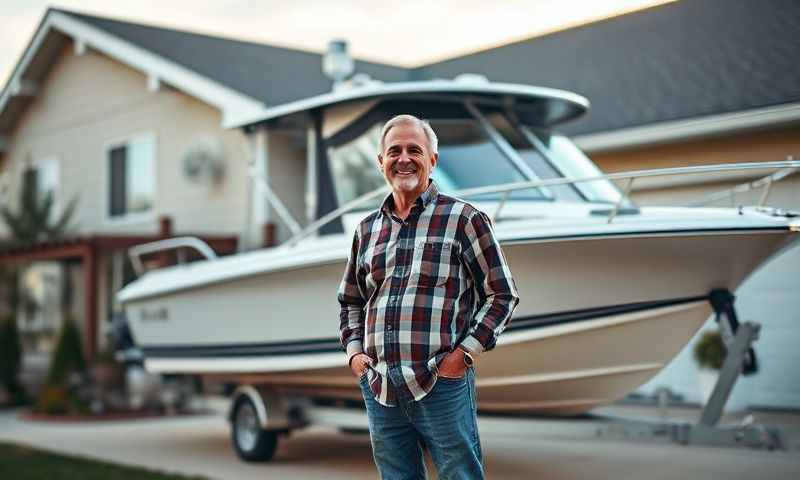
left=46, top=315, right=86, bottom=385
left=693, top=329, right=727, bottom=370
left=0, top=314, right=25, bottom=405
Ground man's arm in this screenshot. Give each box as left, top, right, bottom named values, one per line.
left=338, top=230, right=367, bottom=366
left=457, top=210, right=519, bottom=355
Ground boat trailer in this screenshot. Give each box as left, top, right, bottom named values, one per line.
left=587, top=289, right=783, bottom=450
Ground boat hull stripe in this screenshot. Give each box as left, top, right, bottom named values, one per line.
left=139, top=295, right=709, bottom=359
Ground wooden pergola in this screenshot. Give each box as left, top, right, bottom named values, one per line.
left=0, top=217, right=237, bottom=360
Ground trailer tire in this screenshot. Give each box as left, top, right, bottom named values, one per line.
left=231, top=396, right=278, bottom=462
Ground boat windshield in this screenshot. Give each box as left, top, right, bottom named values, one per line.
left=325, top=109, right=622, bottom=210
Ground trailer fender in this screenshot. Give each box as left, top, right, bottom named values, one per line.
left=228, top=385, right=293, bottom=430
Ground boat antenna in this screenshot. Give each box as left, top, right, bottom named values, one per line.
left=322, top=39, right=354, bottom=91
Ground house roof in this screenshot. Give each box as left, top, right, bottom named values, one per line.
left=55, top=9, right=411, bottom=106
left=2, top=1, right=799, bottom=152
left=414, top=0, right=800, bottom=141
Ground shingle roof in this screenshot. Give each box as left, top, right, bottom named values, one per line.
left=56, top=0, right=800, bottom=136
left=414, top=0, right=800, bottom=135
left=55, top=9, right=411, bottom=106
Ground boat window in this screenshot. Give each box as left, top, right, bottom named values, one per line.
left=533, top=131, right=624, bottom=204
left=326, top=124, right=385, bottom=209
left=326, top=118, right=546, bottom=208
left=429, top=119, right=545, bottom=201
left=484, top=112, right=583, bottom=202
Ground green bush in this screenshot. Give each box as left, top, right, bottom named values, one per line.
left=0, top=314, right=25, bottom=405
left=693, top=329, right=727, bottom=370
left=46, top=315, right=86, bottom=385
left=34, top=315, right=91, bottom=415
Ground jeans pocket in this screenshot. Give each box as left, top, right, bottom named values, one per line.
left=437, top=374, right=467, bottom=384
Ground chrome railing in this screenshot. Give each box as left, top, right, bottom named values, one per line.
left=129, top=236, right=218, bottom=275
left=287, top=158, right=800, bottom=244
left=685, top=159, right=798, bottom=207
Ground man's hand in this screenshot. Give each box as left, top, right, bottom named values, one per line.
left=437, top=348, right=468, bottom=378
left=350, top=353, right=373, bottom=378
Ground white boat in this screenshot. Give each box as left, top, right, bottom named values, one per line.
left=118, top=79, right=800, bottom=417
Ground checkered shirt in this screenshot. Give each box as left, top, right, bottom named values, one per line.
left=338, top=181, right=519, bottom=406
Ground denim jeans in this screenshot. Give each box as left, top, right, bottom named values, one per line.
left=359, top=367, right=484, bottom=480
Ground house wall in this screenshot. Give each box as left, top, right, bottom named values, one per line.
left=0, top=42, right=251, bottom=240
left=589, top=124, right=800, bottom=409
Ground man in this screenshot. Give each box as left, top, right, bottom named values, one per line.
left=338, top=114, right=519, bottom=479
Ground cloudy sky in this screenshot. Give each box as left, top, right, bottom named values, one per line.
left=1, top=0, right=673, bottom=85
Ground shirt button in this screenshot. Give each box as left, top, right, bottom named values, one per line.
left=387, top=324, right=393, bottom=331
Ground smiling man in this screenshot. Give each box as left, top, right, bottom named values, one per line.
left=338, top=114, right=519, bottom=479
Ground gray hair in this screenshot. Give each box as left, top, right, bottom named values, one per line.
left=378, top=114, right=439, bottom=155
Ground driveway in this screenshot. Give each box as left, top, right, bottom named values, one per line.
left=2, top=403, right=799, bottom=479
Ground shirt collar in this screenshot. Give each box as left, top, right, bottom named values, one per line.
left=380, top=180, right=439, bottom=217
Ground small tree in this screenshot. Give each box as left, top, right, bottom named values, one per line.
left=0, top=166, right=78, bottom=248
left=35, top=314, right=87, bottom=414
left=0, top=314, right=26, bottom=404
left=46, top=315, right=86, bottom=385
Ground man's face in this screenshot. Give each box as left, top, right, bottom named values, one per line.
left=378, top=122, right=437, bottom=195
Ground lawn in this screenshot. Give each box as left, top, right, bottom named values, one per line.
left=0, top=441, right=208, bottom=480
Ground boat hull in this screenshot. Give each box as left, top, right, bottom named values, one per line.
left=123, top=228, right=796, bottom=415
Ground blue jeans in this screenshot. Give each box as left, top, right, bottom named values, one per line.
left=359, top=367, right=484, bottom=480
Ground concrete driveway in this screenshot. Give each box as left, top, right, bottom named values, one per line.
left=2, top=404, right=799, bottom=479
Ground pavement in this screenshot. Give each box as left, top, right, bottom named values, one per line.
left=2, top=400, right=799, bottom=480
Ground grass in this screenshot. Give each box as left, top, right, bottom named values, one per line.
left=0, top=441, right=208, bottom=480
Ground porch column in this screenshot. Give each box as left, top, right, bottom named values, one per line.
left=82, top=242, right=98, bottom=360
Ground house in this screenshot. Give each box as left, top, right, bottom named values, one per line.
left=1, top=0, right=798, bottom=407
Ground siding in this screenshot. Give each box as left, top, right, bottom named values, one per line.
left=1, top=41, right=250, bottom=240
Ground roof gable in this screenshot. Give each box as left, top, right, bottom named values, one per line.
left=58, top=9, right=411, bottom=106
left=0, top=9, right=271, bottom=134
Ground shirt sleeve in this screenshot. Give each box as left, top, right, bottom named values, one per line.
left=458, top=210, right=519, bottom=355
left=338, top=228, right=367, bottom=362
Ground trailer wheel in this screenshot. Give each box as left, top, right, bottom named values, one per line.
left=231, top=396, right=278, bottom=462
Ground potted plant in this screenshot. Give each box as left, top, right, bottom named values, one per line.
left=693, top=329, right=727, bottom=404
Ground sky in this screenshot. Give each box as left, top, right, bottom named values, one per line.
left=0, top=0, right=675, bottom=87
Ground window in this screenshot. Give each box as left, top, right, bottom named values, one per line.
left=326, top=124, right=385, bottom=209
left=429, top=119, right=545, bottom=201
left=534, top=132, right=623, bottom=204
left=325, top=118, right=546, bottom=209
left=108, top=133, right=156, bottom=218
left=484, top=112, right=583, bottom=202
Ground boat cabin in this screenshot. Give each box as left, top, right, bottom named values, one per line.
left=232, top=80, right=624, bottom=245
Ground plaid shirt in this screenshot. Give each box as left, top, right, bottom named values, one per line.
left=338, top=181, right=519, bottom=406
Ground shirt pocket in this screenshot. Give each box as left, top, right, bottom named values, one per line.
left=412, top=240, right=458, bottom=288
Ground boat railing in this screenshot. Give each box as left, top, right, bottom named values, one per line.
left=684, top=159, right=798, bottom=207
left=286, top=158, right=800, bottom=245
left=129, top=236, right=219, bottom=275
